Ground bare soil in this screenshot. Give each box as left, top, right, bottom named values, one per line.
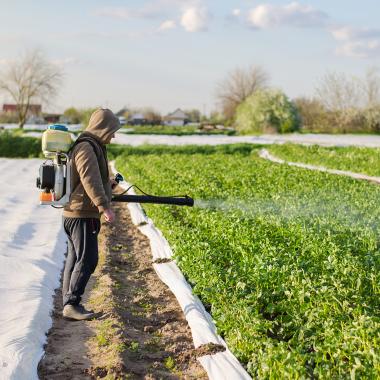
left=38, top=201, right=207, bottom=379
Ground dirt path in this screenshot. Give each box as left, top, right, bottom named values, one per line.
left=38, top=201, right=207, bottom=379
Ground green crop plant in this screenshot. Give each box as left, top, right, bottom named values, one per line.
left=115, top=145, right=379, bottom=379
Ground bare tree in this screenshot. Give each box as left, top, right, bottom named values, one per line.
left=139, top=107, right=162, bottom=125
left=0, top=49, right=63, bottom=128
left=362, top=67, right=380, bottom=107
left=216, top=65, right=269, bottom=120
left=315, top=71, right=361, bottom=111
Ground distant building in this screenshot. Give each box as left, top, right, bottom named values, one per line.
left=129, top=113, right=146, bottom=125
left=43, top=114, right=62, bottom=124
left=3, top=103, right=42, bottom=116
left=163, top=109, right=189, bottom=126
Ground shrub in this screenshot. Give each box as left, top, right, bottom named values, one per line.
left=235, top=89, right=300, bottom=134
left=293, top=97, right=330, bottom=132
left=0, top=131, right=42, bottom=158
left=362, top=106, right=380, bottom=132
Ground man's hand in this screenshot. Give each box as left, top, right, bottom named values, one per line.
left=103, top=208, right=115, bottom=223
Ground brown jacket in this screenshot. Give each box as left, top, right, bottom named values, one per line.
left=63, top=109, right=120, bottom=219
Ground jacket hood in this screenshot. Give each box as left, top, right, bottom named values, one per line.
left=84, top=108, right=120, bottom=144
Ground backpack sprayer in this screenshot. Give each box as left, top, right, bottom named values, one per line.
left=36, top=125, right=194, bottom=207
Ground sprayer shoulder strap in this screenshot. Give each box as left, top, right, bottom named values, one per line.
left=68, top=137, right=104, bottom=165
left=68, top=137, right=109, bottom=177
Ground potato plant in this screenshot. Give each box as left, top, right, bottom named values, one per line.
left=115, top=145, right=379, bottom=379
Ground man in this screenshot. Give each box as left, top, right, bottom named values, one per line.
left=62, top=108, right=121, bottom=320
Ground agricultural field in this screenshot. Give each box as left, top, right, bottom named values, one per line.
left=268, top=143, right=380, bottom=177
left=115, top=144, right=380, bottom=379
left=120, top=124, right=236, bottom=136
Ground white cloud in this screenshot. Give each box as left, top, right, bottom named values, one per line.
left=232, top=9, right=241, bottom=17
left=331, top=26, right=380, bottom=41
left=180, top=6, right=210, bottom=32
left=330, top=26, right=380, bottom=58
left=248, top=2, right=328, bottom=29
left=158, top=20, right=177, bottom=31
left=336, top=40, right=380, bottom=59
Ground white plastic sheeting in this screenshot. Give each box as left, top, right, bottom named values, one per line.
left=113, top=132, right=380, bottom=147
left=0, top=159, right=66, bottom=380
left=259, top=148, right=380, bottom=185
left=110, top=162, right=251, bottom=380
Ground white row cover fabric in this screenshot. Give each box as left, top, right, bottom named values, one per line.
left=112, top=131, right=380, bottom=147
left=153, top=261, right=224, bottom=348
left=0, top=159, right=66, bottom=380
left=259, top=149, right=380, bottom=185
left=110, top=161, right=251, bottom=380
left=199, top=351, right=252, bottom=380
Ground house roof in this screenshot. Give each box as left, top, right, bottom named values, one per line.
left=3, top=104, right=42, bottom=112
left=165, top=108, right=188, bottom=120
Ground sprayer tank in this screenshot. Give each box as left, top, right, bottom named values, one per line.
left=42, top=125, right=72, bottom=155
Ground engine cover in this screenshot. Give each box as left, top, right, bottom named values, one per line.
left=37, top=164, right=55, bottom=190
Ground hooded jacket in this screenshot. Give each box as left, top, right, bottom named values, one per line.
left=63, top=109, right=120, bottom=219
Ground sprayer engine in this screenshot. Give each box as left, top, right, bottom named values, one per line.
left=36, top=124, right=73, bottom=206
left=36, top=152, right=71, bottom=205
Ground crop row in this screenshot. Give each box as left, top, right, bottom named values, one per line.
left=115, top=145, right=380, bottom=379
left=268, top=143, right=380, bottom=177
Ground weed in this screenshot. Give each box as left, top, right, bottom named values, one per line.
left=129, top=341, right=139, bottom=352
left=164, top=356, right=176, bottom=371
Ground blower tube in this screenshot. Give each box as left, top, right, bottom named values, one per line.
left=112, top=194, right=194, bottom=207
left=111, top=173, right=194, bottom=207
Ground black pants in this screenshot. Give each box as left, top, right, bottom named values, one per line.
left=62, top=217, right=101, bottom=307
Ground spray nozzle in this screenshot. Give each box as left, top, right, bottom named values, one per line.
left=114, top=173, right=124, bottom=183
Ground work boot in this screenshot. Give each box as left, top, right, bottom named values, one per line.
left=63, top=304, right=95, bottom=321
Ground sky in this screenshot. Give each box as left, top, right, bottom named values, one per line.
left=0, top=0, right=379, bottom=115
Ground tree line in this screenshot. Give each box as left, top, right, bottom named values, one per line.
left=1, top=49, right=379, bottom=134
left=216, top=65, right=380, bottom=134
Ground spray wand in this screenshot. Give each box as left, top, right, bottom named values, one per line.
left=111, top=173, right=194, bottom=207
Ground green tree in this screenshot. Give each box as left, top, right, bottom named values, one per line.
left=235, top=89, right=300, bottom=134
left=184, top=109, right=201, bottom=122
left=63, top=107, right=81, bottom=124
left=63, top=107, right=96, bottom=126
